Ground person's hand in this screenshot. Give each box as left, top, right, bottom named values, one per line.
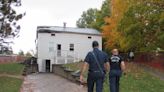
left=123, top=72, right=127, bottom=76
left=80, top=75, right=84, bottom=83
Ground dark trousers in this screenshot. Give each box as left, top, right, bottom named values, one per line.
left=87, top=73, right=104, bottom=92
left=109, top=70, right=122, bottom=92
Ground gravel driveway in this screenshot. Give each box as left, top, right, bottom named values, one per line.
left=21, top=73, right=87, bottom=92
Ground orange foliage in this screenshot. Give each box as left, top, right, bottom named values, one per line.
left=102, top=0, right=129, bottom=50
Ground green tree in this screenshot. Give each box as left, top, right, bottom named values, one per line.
left=18, top=50, right=24, bottom=56
left=0, top=45, right=13, bottom=55
left=118, top=1, right=164, bottom=52
left=25, top=52, right=33, bottom=57
left=76, top=8, right=98, bottom=28
left=94, top=0, right=111, bottom=31
left=76, top=0, right=111, bottom=30
left=0, top=0, right=25, bottom=44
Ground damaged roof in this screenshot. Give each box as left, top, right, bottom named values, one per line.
left=37, top=26, right=101, bottom=36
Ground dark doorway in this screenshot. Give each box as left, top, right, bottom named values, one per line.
left=57, top=44, right=61, bottom=56
left=45, top=60, right=51, bottom=72
left=57, top=44, right=61, bottom=50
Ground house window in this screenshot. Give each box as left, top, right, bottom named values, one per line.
left=49, top=42, right=54, bottom=45
left=88, top=36, right=92, bottom=39
left=51, top=34, right=55, bottom=36
left=70, top=44, right=74, bottom=51
left=49, top=42, right=54, bottom=52
left=49, top=47, right=54, bottom=52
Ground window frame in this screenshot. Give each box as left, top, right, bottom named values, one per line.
left=69, top=44, right=74, bottom=51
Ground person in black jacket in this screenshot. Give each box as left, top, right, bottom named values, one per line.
left=109, top=49, right=126, bottom=92
left=80, top=41, right=109, bottom=92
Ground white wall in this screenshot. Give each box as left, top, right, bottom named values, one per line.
left=37, top=32, right=102, bottom=72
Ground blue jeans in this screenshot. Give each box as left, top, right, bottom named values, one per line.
left=109, top=70, right=122, bottom=92
left=87, top=73, right=104, bottom=92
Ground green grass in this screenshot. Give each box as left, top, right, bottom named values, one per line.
left=0, top=76, right=23, bottom=92
left=0, top=63, right=25, bottom=92
left=0, top=63, right=24, bottom=75
left=102, top=72, right=164, bottom=92
left=65, top=62, right=164, bottom=92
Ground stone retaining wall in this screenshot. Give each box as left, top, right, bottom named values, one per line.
left=52, top=64, right=84, bottom=85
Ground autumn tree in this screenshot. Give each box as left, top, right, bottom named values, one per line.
left=102, top=0, right=129, bottom=51
left=103, top=0, right=164, bottom=52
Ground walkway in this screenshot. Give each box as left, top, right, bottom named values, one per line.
left=20, top=73, right=87, bottom=92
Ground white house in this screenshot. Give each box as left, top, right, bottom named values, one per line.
left=36, top=25, right=102, bottom=72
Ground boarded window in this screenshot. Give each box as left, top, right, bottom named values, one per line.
left=51, top=34, right=55, bottom=36
left=70, top=44, right=74, bottom=51
left=88, top=36, right=92, bottom=39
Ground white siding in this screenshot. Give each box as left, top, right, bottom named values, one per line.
left=37, top=32, right=102, bottom=72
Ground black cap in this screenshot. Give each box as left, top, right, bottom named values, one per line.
left=92, top=41, right=99, bottom=48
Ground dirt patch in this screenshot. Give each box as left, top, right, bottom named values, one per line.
left=0, top=74, right=24, bottom=79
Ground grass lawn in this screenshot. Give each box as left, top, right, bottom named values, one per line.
left=65, top=62, right=164, bottom=92
left=0, top=63, right=25, bottom=92
left=0, top=63, right=24, bottom=75
left=0, top=76, right=23, bottom=92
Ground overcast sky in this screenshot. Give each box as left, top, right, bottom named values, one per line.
left=12, top=0, right=104, bottom=53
